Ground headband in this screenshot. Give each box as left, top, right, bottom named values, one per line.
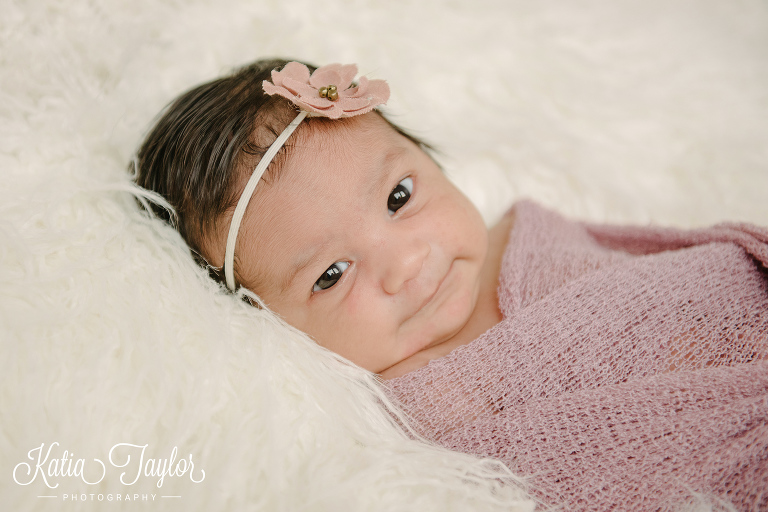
left=224, top=62, right=390, bottom=291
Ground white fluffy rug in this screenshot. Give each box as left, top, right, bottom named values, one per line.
left=2, top=0, right=767, bottom=510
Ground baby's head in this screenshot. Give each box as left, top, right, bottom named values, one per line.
left=135, top=59, right=488, bottom=374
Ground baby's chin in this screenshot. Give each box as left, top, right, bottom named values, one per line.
left=378, top=308, right=476, bottom=379
left=402, top=280, right=480, bottom=358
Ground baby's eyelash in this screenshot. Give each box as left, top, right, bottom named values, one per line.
left=313, top=261, right=349, bottom=292
left=388, top=177, right=413, bottom=215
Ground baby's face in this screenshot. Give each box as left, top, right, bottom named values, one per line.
left=229, top=113, right=488, bottom=373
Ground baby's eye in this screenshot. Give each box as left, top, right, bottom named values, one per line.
left=388, top=177, right=413, bottom=215
left=313, top=261, right=350, bottom=292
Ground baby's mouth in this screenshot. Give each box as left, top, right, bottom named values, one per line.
left=414, top=260, right=454, bottom=315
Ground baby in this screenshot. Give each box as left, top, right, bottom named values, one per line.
left=135, top=58, right=768, bottom=511
left=136, top=58, right=509, bottom=378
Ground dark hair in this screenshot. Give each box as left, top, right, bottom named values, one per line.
left=133, top=57, right=431, bottom=287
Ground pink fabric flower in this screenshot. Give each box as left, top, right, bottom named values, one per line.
left=262, top=62, right=390, bottom=119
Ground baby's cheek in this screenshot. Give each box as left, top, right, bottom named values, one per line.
left=440, top=212, right=485, bottom=257
left=342, top=286, right=381, bottom=324
left=342, top=286, right=363, bottom=315
left=342, top=286, right=393, bottom=337
left=339, top=291, right=397, bottom=369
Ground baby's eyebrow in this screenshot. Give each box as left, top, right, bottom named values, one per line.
left=279, top=244, right=324, bottom=294
left=368, top=145, right=408, bottom=198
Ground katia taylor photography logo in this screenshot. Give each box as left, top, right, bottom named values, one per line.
left=13, top=442, right=205, bottom=501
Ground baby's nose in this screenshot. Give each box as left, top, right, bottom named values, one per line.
left=381, top=237, right=431, bottom=295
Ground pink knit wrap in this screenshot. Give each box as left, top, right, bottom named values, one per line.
left=386, top=201, right=768, bottom=511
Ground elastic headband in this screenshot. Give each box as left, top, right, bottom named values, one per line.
left=223, top=61, right=390, bottom=291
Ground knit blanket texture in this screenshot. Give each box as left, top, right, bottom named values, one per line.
left=388, top=201, right=768, bottom=511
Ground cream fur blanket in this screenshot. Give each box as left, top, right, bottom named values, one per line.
left=1, top=1, right=766, bottom=511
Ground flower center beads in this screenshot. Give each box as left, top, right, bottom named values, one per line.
left=262, top=62, right=389, bottom=119
left=318, top=85, right=339, bottom=101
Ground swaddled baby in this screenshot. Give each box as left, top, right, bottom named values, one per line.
left=135, top=58, right=507, bottom=378
left=134, top=59, right=768, bottom=511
